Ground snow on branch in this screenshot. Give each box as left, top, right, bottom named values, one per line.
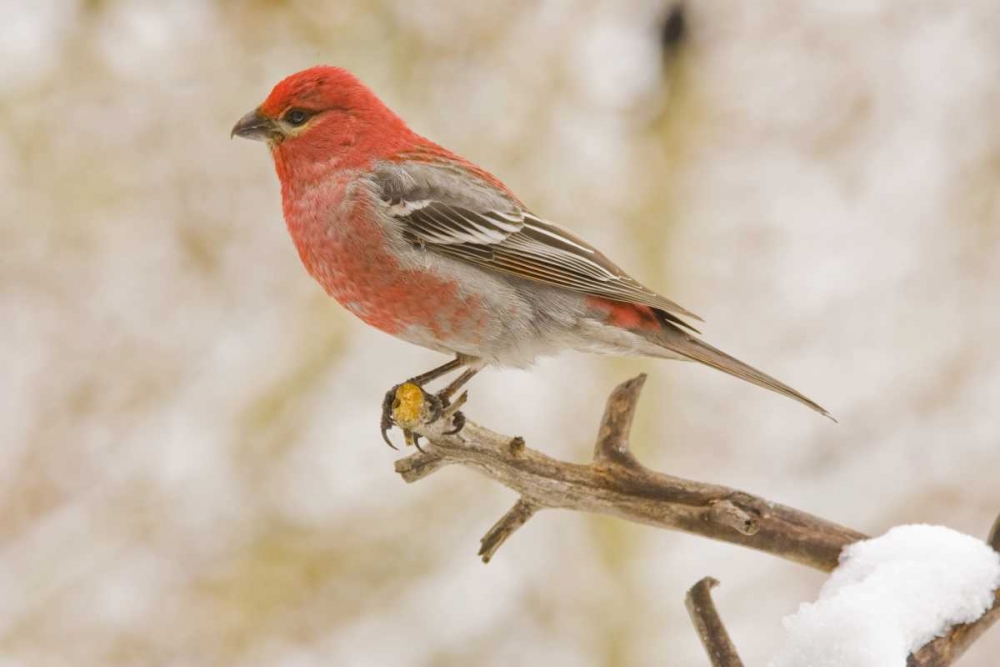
left=387, top=375, right=1000, bottom=666
left=774, top=525, right=1000, bottom=667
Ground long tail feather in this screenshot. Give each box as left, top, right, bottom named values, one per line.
left=651, top=323, right=834, bottom=420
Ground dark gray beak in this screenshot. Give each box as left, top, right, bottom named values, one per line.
left=231, top=108, right=277, bottom=141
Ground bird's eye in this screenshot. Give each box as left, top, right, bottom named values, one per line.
left=284, top=108, right=311, bottom=126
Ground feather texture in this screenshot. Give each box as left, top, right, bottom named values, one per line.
left=375, top=162, right=701, bottom=327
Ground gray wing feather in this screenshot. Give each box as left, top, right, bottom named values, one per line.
left=373, top=162, right=702, bottom=323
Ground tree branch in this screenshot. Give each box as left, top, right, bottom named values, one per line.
left=479, top=498, right=540, bottom=563
left=391, top=374, right=863, bottom=570
left=388, top=375, right=999, bottom=666
left=908, top=513, right=1000, bottom=667
left=685, top=577, right=745, bottom=667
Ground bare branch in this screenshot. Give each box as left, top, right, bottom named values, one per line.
left=708, top=500, right=760, bottom=537
left=390, top=375, right=863, bottom=569
left=388, top=376, right=998, bottom=665
left=685, top=577, right=745, bottom=667
left=593, top=372, right=645, bottom=467
left=393, top=450, right=449, bottom=482
left=479, top=499, right=539, bottom=563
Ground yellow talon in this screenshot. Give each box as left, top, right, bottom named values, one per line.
left=392, top=382, right=426, bottom=430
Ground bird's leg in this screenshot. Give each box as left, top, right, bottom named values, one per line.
left=437, top=367, right=480, bottom=401
left=406, top=357, right=465, bottom=386
left=434, top=367, right=480, bottom=436
left=381, top=356, right=471, bottom=449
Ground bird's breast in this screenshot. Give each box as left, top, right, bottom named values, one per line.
left=282, top=183, right=490, bottom=343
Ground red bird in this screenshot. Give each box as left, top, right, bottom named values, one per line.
left=232, top=66, right=830, bottom=443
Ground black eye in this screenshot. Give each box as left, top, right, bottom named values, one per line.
left=284, top=108, right=311, bottom=126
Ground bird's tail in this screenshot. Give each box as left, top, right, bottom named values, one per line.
left=646, top=320, right=834, bottom=420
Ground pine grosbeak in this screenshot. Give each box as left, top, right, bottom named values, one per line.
left=232, top=67, right=830, bottom=444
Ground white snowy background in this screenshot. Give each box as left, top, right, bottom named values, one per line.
left=2, top=1, right=998, bottom=665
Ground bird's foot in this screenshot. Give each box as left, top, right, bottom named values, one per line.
left=380, top=387, right=403, bottom=450
left=440, top=391, right=468, bottom=435
left=381, top=382, right=468, bottom=450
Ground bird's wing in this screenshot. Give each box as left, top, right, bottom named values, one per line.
left=373, top=161, right=701, bottom=324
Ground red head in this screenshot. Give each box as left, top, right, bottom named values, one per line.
left=232, top=66, right=419, bottom=178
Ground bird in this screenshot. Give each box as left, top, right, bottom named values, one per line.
left=232, top=66, right=831, bottom=445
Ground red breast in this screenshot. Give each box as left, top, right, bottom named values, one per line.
left=283, top=187, right=487, bottom=340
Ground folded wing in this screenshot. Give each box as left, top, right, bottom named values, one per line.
left=375, top=163, right=701, bottom=328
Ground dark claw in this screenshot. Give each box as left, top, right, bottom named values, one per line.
left=425, top=393, right=444, bottom=423
left=381, top=425, right=399, bottom=450
left=443, top=410, right=466, bottom=435
left=412, top=433, right=426, bottom=453
left=381, top=385, right=400, bottom=450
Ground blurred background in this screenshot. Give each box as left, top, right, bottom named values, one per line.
left=2, top=0, right=999, bottom=665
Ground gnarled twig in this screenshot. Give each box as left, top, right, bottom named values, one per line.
left=685, top=577, right=745, bottom=667
left=388, top=375, right=999, bottom=666
left=392, top=374, right=862, bottom=569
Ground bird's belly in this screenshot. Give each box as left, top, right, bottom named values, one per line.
left=331, top=263, right=490, bottom=349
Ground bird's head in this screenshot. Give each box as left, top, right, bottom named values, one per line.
left=232, top=66, right=415, bottom=170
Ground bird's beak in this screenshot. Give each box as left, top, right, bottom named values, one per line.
left=231, top=108, right=278, bottom=141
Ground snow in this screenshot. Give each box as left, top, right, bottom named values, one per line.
left=771, top=525, right=1000, bottom=667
